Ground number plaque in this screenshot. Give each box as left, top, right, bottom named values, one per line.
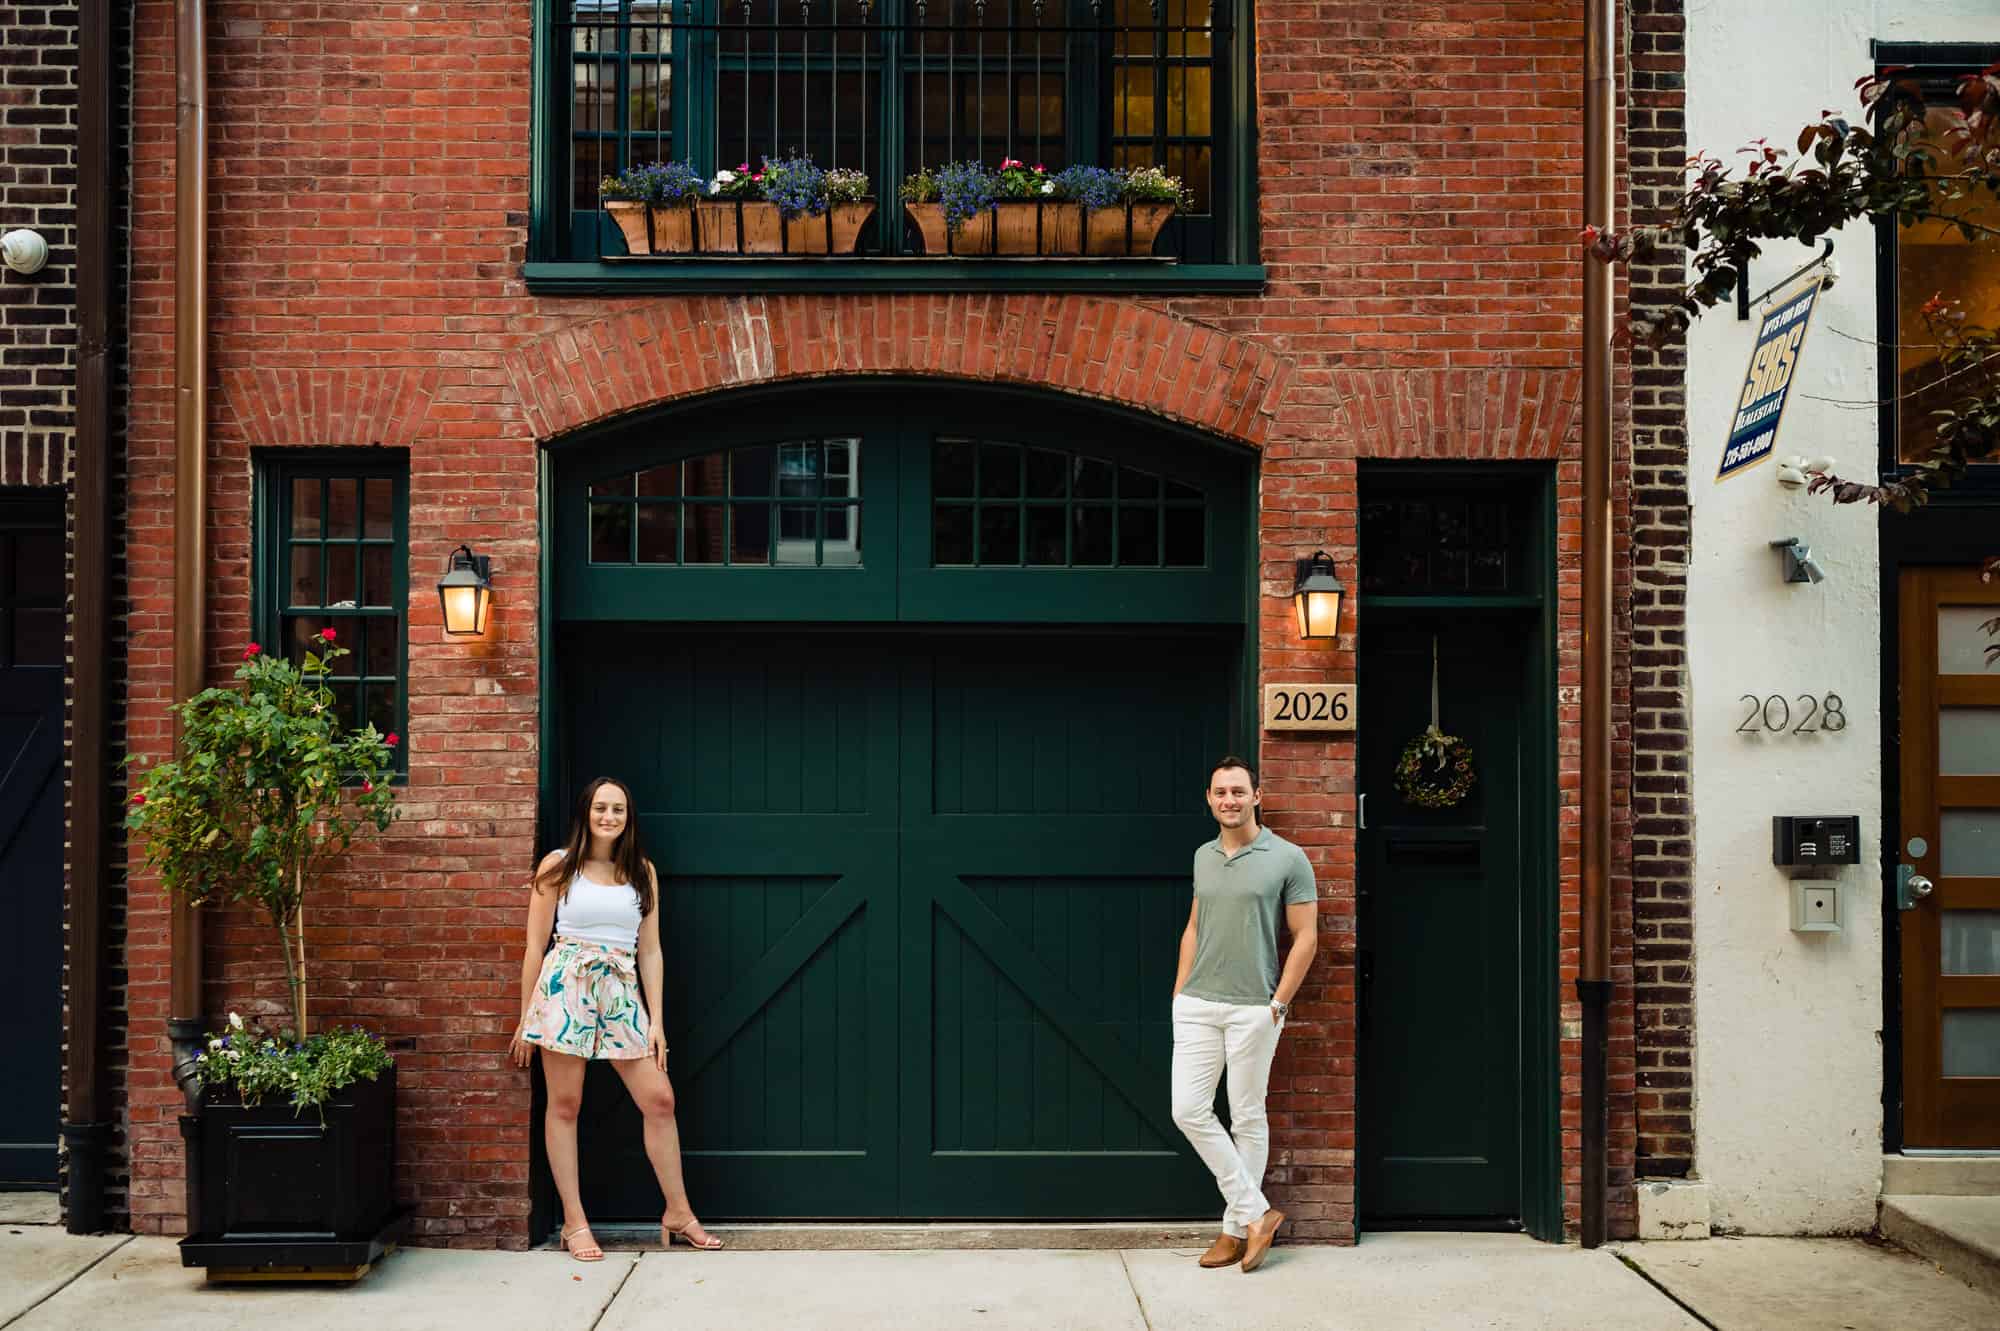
left=1262, top=683, right=1357, bottom=732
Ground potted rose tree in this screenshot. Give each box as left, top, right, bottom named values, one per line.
left=127, top=629, right=403, bottom=1279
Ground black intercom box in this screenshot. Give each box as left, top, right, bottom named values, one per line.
left=1772, top=815, right=1862, bottom=871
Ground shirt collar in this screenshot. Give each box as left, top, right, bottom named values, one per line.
left=1209, top=826, right=1272, bottom=857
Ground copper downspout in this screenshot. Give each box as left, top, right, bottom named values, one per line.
left=1578, top=0, right=1616, bottom=1249
left=64, top=0, right=114, bottom=1233
left=168, top=0, right=208, bottom=1103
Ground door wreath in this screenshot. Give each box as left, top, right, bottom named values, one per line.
left=1393, top=637, right=1477, bottom=810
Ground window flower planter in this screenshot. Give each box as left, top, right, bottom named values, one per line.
left=606, top=200, right=698, bottom=256
left=903, top=201, right=1177, bottom=257
left=694, top=199, right=875, bottom=255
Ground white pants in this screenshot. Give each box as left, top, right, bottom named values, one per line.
left=1171, top=991, right=1283, bottom=1238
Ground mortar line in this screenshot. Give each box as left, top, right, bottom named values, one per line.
left=0, top=1234, right=134, bottom=1331
left=1613, top=1252, right=1722, bottom=1331
left=584, top=1250, right=644, bottom=1331
left=1116, top=1249, right=1158, bottom=1331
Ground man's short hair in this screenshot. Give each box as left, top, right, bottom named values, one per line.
left=1209, top=755, right=1258, bottom=790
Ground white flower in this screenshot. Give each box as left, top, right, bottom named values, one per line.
left=225, top=1048, right=242, bottom=1061
left=208, top=1037, right=223, bottom=1052
left=228, top=1011, right=244, bottom=1031
left=1041, top=180, right=1055, bottom=195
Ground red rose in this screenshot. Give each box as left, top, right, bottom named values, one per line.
left=130, top=793, right=146, bottom=806
left=362, top=779, right=374, bottom=793
left=385, top=733, right=400, bottom=747
left=243, top=643, right=261, bottom=659
left=321, top=627, right=337, bottom=642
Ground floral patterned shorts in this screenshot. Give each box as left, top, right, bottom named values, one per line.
left=520, top=938, right=652, bottom=1060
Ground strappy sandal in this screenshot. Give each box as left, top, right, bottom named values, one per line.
left=561, top=1223, right=605, bottom=1262
left=663, top=1216, right=724, bottom=1250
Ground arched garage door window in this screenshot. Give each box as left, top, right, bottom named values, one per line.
left=554, top=385, right=1250, bottom=624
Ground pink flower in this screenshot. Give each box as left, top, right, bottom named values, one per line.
left=321, top=627, right=337, bottom=642
left=1032, top=163, right=1045, bottom=173
left=362, top=779, right=374, bottom=793
left=130, top=793, right=146, bottom=806
left=385, top=732, right=400, bottom=748
left=243, top=643, right=261, bottom=659
left=1000, top=158, right=1022, bottom=170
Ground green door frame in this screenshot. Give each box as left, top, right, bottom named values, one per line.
left=532, top=378, right=1262, bottom=1235
left=1355, top=462, right=1562, bottom=1244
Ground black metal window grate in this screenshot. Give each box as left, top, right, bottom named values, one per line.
left=589, top=439, right=863, bottom=566
left=267, top=465, right=410, bottom=757
left=931, top=437, right=1205, bottom=566
left=555, top=0, right=1238, bottom=262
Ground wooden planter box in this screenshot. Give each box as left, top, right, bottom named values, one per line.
left=695, top=199, right=875, bottom=255
left=904, top=200, right=1175, bottom=256
left=178, top=1064, right=405, bottom=1280
left=605, top=200, right=698, bottom=256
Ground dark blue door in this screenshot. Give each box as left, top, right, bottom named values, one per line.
left=0, top=498, right=64, bottom=1186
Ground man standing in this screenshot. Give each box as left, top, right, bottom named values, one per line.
left=1171, top=755, right=1318, bottom=1273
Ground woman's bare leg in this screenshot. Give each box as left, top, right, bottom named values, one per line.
left=609, top=1055, right=715, bottom=1244
left=541, top=1051, right=598, bottom=1251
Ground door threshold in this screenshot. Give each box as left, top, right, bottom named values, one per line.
left=560, top=1221, right=1215, bottom=1251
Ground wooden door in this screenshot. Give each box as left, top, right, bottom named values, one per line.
left=896, top=632, right=1229, bottom=1217
left=0, top=500, right=63, bottom=1185
left=1899, top=567, right=2000, bottom=1147
left=1358, top=614, right=1529, bottom=1224
left=564, top=628, right=903, bottom=1217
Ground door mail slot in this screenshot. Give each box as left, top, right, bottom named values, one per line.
left=1385, top=838, right=1481, bottom=869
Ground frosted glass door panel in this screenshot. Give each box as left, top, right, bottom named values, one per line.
left=1939, top=607, right=2000, bottom=675
left=1942, top=811, right=2000, bottom=877
left=1944, top=911, right=2000, bottom=975
left=1942, top=1010, right=2000, bottom=1077
left=1940, top=709, right=2000, bottom=775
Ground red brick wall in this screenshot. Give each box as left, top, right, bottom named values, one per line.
left=120, top=0, right=1640, bottom=1244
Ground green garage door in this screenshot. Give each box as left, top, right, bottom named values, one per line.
left=564, top=627, right=1233, bottom=1218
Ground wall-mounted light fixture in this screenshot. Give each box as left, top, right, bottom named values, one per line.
left=1, top=229, right=48, bottom=275
left=1769, top=537, right=1824, bottom=586
left=437, top=544, right=493, bottom=636
left=1292, top=550, right=1345, bottom=641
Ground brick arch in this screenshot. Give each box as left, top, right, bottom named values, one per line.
left=501, top=294, right=1292, bottom=449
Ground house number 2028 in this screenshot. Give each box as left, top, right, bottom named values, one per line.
left=1737, top=693, right=1847, bottom=735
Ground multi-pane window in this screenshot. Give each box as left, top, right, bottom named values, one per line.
left=1358, top=496, right=1526, bottom=596
left=262, top=461, right=409, bottom=764
left=0, top=519, right=61, bottom=668
left=931, top=437, right=1205, bottom=567
left=589, top=440, right=863, bottom=566
left=552, top=0, right=1240, bottom=262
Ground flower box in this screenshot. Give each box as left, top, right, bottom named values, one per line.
left=606, top=200, right=698, bottom=256
left=178, top=1064, right=406, bottom=1279
left=695, top=199, right=875, bottom=256
left=903, top=200, right=1175, bottom=257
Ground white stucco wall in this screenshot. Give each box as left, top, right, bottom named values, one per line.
left=1684, top=0, right=2000, bottom=1235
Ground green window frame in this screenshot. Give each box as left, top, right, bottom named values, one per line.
left=254, top=453, right=411, bottom=775
left=528, top=0, right=1263, bottom=291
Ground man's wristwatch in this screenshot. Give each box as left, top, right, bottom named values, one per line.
left=1269, top=998, right=1289, bottom=1019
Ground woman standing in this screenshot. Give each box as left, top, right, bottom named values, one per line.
left=510, top=776, right=723, bottom=1259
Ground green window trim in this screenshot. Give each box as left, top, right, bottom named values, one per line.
left=528, top=0, right=1262, bottom=282
left=253, top=452, right=412, bottom=777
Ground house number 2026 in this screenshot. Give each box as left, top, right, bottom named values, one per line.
left=1737, top=693, right=1848, bottom=735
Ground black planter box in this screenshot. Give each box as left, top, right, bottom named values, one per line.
left=178, top=1064, right=407, bottom=1274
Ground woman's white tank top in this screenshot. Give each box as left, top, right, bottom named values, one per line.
left=554, top=870, right=642, bottom=950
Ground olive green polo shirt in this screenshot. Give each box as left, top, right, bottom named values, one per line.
left=1179, top=826, right=1317, bottom=1007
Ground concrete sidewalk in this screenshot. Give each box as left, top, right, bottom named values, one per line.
left=3, top=1225, right=1996, bottom=1330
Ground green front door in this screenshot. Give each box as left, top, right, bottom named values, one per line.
left=564, top=627, right=1231, bottom=1218
left=1357, top=614, right=1530, bottom=1225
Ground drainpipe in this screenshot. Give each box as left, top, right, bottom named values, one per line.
left=1578, top=0, right=1615, bottom=1249
left=63, top=0, right=114, bottom=1233
left=168, top=0, right=209, bottom=1106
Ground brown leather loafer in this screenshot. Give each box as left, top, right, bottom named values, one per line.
left=1198, top=1233, right=1244, bottom=1268
left=1240, top=1208, right=1285, bottom=1272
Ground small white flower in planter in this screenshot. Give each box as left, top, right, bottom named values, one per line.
left=710, top=169, right=737, bottom=195
left=228, top=1011, right=244, bottom=1031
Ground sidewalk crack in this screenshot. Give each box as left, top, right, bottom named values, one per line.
left=0, top=1234, right=135, bottom=1331
left=1116, top=1249, right=1157, bottom=1331
left=585, top=1250, right=643, bottom=1331
left=1614, top=1252, right=1723, bottom=1331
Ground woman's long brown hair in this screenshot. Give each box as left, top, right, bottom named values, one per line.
left=533, top=776, right=655, bottom=917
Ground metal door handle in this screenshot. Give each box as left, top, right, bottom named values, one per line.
left=1897, top=863, right=1935, bottom=910
left=1359, top=793, right=1367, bottom=830
left=1909, top=874, right=1933, bottom=899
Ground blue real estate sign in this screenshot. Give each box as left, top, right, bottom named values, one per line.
left=1717, top=275, right=1824, bottom=481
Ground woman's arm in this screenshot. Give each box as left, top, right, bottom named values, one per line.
left=637, top=860, right=668, bottom=1069
left=509, top=851, right=564, bottom=1066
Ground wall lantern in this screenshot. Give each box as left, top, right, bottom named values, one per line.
left=1292, top=550, right=1345, bottom=641
left=437, top=544, right=493, bottom=637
